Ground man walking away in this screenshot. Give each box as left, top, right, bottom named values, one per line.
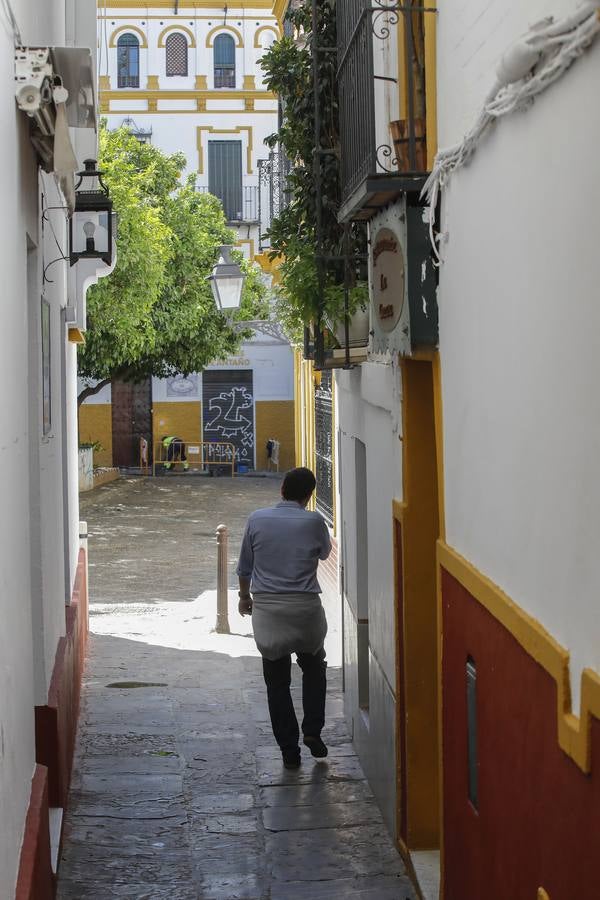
left=237, top=467, right=332, bottom=769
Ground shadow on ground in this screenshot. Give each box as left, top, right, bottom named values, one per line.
left=57, top=634, right=416, bottom=900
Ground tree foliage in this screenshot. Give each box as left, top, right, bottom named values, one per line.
left=260, top=0, right=367, bottom=336
left=78, top=125, right=267, bottom=395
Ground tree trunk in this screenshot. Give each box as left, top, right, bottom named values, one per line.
left=77, top=378, right=112, bottom=408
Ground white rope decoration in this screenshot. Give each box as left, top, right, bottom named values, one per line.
left=422, top=2, right=600, bottom=262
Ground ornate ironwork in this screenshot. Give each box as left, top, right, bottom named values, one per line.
left=121, top=117, right=152, bottom=143
left=257, top=146, right=291, bottom=251
left=196, top=184, right=259, bottom=223
left=337, top=1, right=437, bottom=204
left=315, top=370, right=334, bottom=526
left=376, top=143, right=399, bottom=173
left=370, top=3, right=437, bottom=41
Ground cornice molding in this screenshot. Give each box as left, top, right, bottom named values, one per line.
left=101, top=88, right=276, bottom=101
left=196, top=124, right=254, bottom=174
left=157, top=23, right=197, bottom=47
left=205, top=24, right=244, bottom=48
left=102, top=107, right=277, bottom=114
left=254, top=24, right=281, bottom=47
left=272, top=0, right=289, bottom=25
left=108, top=23, right=148, bottom=47
left=99, top=0, right=273, bottom=7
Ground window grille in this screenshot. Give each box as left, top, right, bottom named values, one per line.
left=315, top=371, right=334, bottom=526
left=214, top=33, right=235, bottom=88
left=117, top=33, right=140, bottom=88
left=165, top=32, right=188, bottom=76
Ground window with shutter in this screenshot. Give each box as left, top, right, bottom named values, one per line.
left=165, top=33, right=188, bottom=76
left=117, top=33, right=140, bottom=88
left=214, top=34, right=235, bottom=88
left=208, top=141, right=243, bottom=222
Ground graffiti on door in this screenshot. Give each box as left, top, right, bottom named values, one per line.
left=203, top=371, right=255, bottom=469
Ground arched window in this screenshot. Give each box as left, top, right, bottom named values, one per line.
left=117, top=33, right=140, bottom=88
left=214, top=34, right=235, bottom=88
left=165, top=32, right=188, bottom=76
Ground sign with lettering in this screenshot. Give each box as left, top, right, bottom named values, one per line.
left=371, top=225, right=405, bottom=334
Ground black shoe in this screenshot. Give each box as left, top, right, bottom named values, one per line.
left=282, top=748, right=301, bottom=769
left=303, top=735, right=328, bottom=758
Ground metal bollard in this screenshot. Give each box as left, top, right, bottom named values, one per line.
left=216, top=524, right=231, bottom=634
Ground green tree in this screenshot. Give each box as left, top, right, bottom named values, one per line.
left=78, top=125, right=267, bottom=403
left=260, top=0, right=367, bottom=339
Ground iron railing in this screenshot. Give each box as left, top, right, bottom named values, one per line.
left=338, top=0, right=377, bottom=204
left=257, top=148, right=292, bottom=250
left=196, top=184, right=259, bottom=223
left=315, top=370, right=334, bottom=525
left=337, top=1, right=435, bottom=207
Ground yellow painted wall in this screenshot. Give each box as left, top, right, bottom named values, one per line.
left=255, top=400, right=295, bottom=472
left=79, top=404, right=112, bottom=467
left=152, top=401, right=202, bottom=448
left=398, top=357, right=441, bottom=850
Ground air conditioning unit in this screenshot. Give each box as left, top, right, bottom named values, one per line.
left=15, top=46, right=96, bottom=173
left=368, top=196, right=438, bottom=359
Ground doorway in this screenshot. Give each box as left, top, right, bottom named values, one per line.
left=394, top=355, right=441, bottom=855
left=111, top=378, right=152, bottom=468
left=202, top=369, right=255, bottom=470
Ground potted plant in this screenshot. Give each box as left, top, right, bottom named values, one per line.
left=323, top=282, right=370, bottom=349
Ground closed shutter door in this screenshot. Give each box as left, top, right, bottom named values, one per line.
left=203, top=370, right=255, bottom=470
left=208, top=141, right=243, bottom=222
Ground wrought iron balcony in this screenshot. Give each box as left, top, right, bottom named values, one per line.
left=337, top=0, right=435, bottom=222
left=196, top=184, right=259, bottom=224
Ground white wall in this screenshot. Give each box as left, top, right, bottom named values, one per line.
left=0, top=0, right=98, bottom=894
left=336, top=359, right=403, bottom=835
left=436, top=0, right=587, bottom=147
left=152, top=336, right=294, bottom=403
left=77, top=379, right=112, bottom=403
left=437, top=4, right=600, bottom=709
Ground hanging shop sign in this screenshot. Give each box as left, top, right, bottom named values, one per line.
left=371, top=225, right=406, bottom=333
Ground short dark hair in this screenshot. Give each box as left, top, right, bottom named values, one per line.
left=282, top=467, right=316, bottom=502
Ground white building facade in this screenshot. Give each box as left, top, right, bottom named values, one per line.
left=295, top=1, right=600, bottom=897
left=98, top=0, right=281, bottom=263
left=1, top=1, right=108, bottom=897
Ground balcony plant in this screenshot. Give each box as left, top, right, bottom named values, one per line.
left=261, top=0, right=368, bottom=345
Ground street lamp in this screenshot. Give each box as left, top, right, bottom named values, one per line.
left=69, top=158, right=113, bottom=267
left=208, top=245, right=246, bottom=312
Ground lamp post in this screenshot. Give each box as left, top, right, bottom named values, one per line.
left=208, top=245, right=246, bottom=313
left=69, top=158, right=114, bottom=267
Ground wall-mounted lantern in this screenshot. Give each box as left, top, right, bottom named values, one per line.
left=208, top=245, right=246, bottom=312
left=69, top=159, right=113, bottom=266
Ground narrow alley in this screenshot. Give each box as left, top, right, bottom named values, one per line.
left=56, top=477, right=417, bottom=900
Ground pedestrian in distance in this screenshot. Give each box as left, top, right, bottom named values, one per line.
left=237, top=467, right=332, bottom=769
left=161, top=435, right=189, bottom=472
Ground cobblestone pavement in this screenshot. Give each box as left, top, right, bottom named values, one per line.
left=58, top=476, right=417, bottom=900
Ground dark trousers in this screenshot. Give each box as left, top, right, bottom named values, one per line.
left=166, top=439, right=186, bottom=463
left=262, top=649, right=327, bottom=752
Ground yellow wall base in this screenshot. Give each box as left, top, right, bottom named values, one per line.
left=79, top=404, right=112, bottom=467
left=255, top=401, right=295, bottom=472
left=152, top=401, right=202, bottom=446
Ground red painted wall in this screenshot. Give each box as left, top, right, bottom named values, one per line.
left=441, top=568, right=600, bottom=899
left=35, top=549, right=88, bottom=809
left=14, top=766, right=53, bottom=900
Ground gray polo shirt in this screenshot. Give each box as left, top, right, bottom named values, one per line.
left=237, top=500, right=332, bottom=594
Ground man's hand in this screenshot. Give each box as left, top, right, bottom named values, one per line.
left=238, top=593, right=253, bottom=616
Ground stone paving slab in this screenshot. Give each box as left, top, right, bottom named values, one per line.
left=58, top=479, right=416, bottom=900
